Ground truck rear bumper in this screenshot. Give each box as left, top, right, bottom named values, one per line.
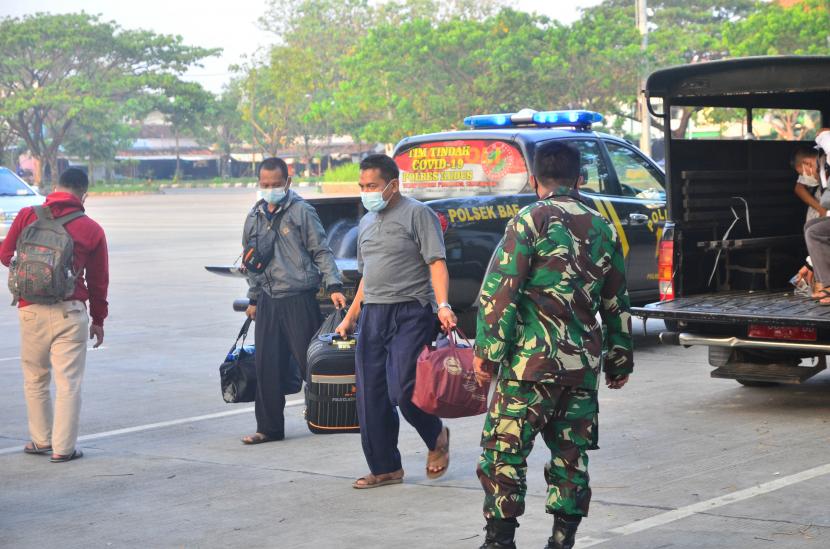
left=659, top=332, right=830, bottom=354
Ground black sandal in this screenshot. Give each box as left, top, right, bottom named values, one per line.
left=24, top=442, right=52, bottom=455
left=50, top=449, right=83, bottom=463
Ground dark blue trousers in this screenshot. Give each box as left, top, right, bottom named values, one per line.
left=355, top=301, right=443, bottom=475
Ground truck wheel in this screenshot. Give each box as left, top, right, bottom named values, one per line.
left=735, top=378, right=780, bottom=388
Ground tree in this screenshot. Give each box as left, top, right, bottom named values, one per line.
left=62, top=111, right=136, bottom=185
left=210, top=83, right=248, bottom=178
left=724, top=0, right=830, bottom=57
left=0, top=12, right=217, bottom=188
left=237, top=53, right=297, bottom=157
left=154, top=80, right=215, bottom=179
left=332, top=9, right=554, bottom=145
left=0, top=119, right=21, bottom=168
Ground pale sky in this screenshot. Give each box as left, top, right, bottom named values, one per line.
left=3, top=0, right=603, bottom=93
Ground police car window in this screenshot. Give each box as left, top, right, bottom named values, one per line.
left=565, top=140, right=609, bottom=195
left=395, top=140, right=528, bottom=199
left=604, top=142, right=665, bottom=200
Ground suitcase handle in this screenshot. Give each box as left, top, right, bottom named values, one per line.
left=318, top=332, right=358, bottom=345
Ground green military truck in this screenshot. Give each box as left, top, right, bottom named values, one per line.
left=634, top=56, right=830, bottom=386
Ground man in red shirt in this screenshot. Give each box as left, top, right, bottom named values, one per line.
left=1, top=168, right=109, bottom=462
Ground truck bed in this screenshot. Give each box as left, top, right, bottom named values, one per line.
left=633, top=290, right=830, bottom=328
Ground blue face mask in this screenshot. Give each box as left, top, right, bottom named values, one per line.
left=361, top=182, right=392, bottom=212
left=257, top=187, right=286, bottom=205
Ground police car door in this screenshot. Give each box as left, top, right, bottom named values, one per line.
left=600, top=140, right=667, bottom=299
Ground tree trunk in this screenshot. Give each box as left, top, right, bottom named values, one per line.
left=174, top=129, right=181, bottom=180
left=47, top=154, right=60, bottom=193
left=672, top=108, right=698, bottom=140
left=303, top=135, right=313, bottom=178
left=89, top=158, right=96, bottom=186
left=33, top=157, right=44, bottom=188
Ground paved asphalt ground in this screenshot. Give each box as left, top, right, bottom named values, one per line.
left=1, top=188, right=829, bottom=549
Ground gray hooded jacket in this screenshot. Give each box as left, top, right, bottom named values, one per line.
left=243, top=190, right=342, bottom=302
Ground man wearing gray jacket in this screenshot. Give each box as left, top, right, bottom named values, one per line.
left=241, top=157, right=346, bottom=444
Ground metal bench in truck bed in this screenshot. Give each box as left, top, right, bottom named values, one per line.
left=632, top=55, right=830, bottom=386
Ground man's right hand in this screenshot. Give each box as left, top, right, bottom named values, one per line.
left=605, top=373, right=629, bottom=389
left=334, top=316, right=355, bottom=339
left=245, top=305, right=257, bottom=320
left=474, top=356, right=496, bottom=387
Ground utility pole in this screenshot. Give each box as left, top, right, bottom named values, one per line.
left=636, top=0, right=651, bottom=155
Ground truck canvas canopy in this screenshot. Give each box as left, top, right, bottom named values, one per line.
left=645, top=56, right=830, bottom=112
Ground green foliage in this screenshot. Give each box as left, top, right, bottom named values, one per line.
left=4, top=0, right=828, bottom=178
left=322, top=162, right=360, bottom=182
left=0, top=12, right=218, bottom=186
left=724, top=0, right=830, bottom=56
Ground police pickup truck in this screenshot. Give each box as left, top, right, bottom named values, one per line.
left=634, top=56, right=830, bottom=387
left=306, top=109, right=667, bottom=332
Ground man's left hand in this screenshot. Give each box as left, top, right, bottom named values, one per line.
left=331, top=292, right=347, bottom=310
left=89, top=324, right=104, bottom=348
left=474, top=356, right=496, bottom=387
left=437, top=306, right=457, bottom=332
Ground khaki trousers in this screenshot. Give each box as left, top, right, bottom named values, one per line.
left=18, top=300, right=88, bottom=455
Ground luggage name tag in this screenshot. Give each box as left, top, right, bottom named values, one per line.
left=332, top=338, right=356, bottom=350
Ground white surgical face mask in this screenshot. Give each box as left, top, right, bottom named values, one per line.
left=798, top=174, right=819, bottom=187
left=257, top=187, right=286, bottom=205
left=361, top=181, right=392, bottom=212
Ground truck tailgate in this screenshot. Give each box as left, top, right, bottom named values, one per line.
left=633, top=290, right=830, bottom=328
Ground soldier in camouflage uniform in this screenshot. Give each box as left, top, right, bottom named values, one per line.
left=472, top=141, right=634, bottom=549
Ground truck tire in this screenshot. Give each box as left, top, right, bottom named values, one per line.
left=735, top=378, right=780, bottom=388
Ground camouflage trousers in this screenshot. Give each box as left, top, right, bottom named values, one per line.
left=477, top=378, right=597, bottom=519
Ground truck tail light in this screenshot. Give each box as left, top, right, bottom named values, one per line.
left=748, top=325, right=817, bottom=342
left=658, top=239, right=674, bottom=301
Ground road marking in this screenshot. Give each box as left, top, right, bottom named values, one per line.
left=575, top=536, right=610, bottom=547
left=0, top=347, right=107, bottom=363
left=575, top=461, right=830, bottom=546
left=0, top=398, right=304, bottom=456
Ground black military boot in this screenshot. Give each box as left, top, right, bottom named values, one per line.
left=544, top=512, right=581, bottom=549
left=479, top=518, right=518, bottom=549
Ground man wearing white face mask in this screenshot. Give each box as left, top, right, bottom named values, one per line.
left=793, top=144, right=827, bottom=222
left=241, top=157, right=346, bottom=444
left=335, top=154, right=457, bottom=489
left=796, top=129, right=830, bottom=303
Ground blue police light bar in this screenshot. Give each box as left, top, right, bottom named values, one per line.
left=463, top=113, right=512, bottom=128
left=463, top=109, right=603, bottom=129
left=532, top=110, right=604, bottom=126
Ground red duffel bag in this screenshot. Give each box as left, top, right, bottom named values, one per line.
left=412, top=329, right=489, bottom=418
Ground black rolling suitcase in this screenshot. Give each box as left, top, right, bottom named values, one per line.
left=305, top=310, right=360, bottom=434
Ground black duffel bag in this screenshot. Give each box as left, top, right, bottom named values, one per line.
left=220, top=317, right=304, bottom=403
left=220, top=318, right=257, bottom=403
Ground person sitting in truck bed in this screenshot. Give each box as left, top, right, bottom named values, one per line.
left=792, top=147, right=826, bottom=222
left=799, top=129, right=830, bottom=303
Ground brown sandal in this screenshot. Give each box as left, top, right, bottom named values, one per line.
left=352, top=470, right=404, bottom=489
left=426, top=427, right=450, bottom=479
left=241, top=433, right=281, bottom=445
